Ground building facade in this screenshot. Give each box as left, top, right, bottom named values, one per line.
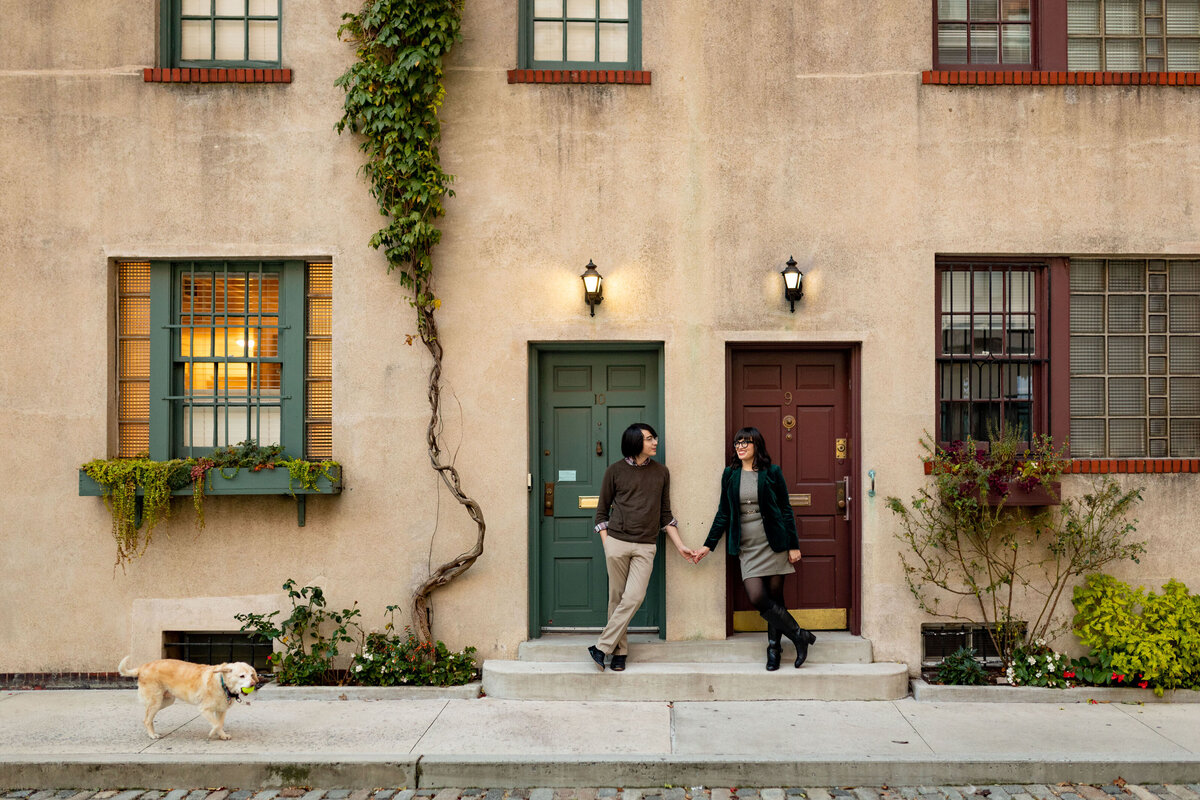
left=2, top=0, right=1199, bottom=672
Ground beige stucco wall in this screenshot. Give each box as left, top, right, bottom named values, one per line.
left=1, top=0, right=1198, bottom=672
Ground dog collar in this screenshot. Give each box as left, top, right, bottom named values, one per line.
left=219, top=673, right=241, bottom=703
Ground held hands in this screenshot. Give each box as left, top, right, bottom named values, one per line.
left=688, top=546, right=711, bottom=565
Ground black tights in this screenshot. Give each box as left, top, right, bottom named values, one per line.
left=743, top=575, right=786, bottom=613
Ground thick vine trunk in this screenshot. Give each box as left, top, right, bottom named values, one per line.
left=409, top=297, right=487, bottom=645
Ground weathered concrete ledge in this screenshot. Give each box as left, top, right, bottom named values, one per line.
left=6, top=755, right=1200, bottom=790
left=252, top=682, right=482, bottom=701
left=911, top=678, right=1200, bottom=703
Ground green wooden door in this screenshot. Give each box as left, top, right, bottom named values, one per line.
left=535, top=349, right=665, bottom=633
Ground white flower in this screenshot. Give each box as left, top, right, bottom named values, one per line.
left=355, top=664, right=363, bottom=672
left=1027, top=656, right=1036, bottom=665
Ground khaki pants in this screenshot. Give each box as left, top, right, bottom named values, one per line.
left=596, top=535, right=658, bottom=656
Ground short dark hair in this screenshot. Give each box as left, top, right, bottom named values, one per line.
left=730, top=426, right=773, bottom=470
left=621, top=423, right=658, bottom=459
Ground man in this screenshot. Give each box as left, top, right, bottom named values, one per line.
left=588, top=422, right=696, bottom=672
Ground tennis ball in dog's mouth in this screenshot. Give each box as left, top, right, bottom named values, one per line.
left=241, top=686, right=255, bottom=694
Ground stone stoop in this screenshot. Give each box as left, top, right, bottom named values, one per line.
left=481, top=632, right=910, bottom=701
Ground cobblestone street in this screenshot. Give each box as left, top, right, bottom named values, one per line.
left=7, top=784, right=1200, bottom=800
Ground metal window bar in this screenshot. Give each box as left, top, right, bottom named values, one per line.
left=938, top=262, right=1042, bottom=444
left=162, top=631, right=273, bottom=671
left=922, top=622, right=1023, bottom=665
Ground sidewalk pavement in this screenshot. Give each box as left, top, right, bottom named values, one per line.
left=3, top=687, right=1200, bottom=789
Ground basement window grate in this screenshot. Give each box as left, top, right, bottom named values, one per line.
left=921, top=622, right=1024, bottom=666
left=163, top=631, right=273, bottom=671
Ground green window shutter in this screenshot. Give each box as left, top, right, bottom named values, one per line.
left=279, top=259, right=305, bottom=457
left=149, top=261, right=173, bottom=461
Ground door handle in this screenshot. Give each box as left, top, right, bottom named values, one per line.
left=544, top=482, right=555, bottom=516
left=837, top=477, right=851, bottom=522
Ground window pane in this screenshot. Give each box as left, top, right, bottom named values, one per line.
left=1071, top=294, right=1105, bottom=333
left=1167, top=38, right=1200, bottom=69
left=1002, top=0, right=1031, bottom=20
left=1172, top=420, right=1200, bottom=456
left=971, top=0, right=999, bottom=20
left=181, top=20, right=212, bottom=60
left=1108, top=336, right=1147, bottom=373
left=1108, top=259, right=1145, bottom=291
left=598, top=22, right=628, bottom=62
left=1072, top=377, right=1106, bottom=415
left=566, top=0, right=595, bottom=18
left=1071, top=418, right=1106, bottom=456
left=1110, top=378, right=1147, bottom=416
left=1171, top=295, right=1200, bottom=332
left=215, top=19, right=244, bottom=60
left=971, top=24, right=1000, bottom=62
left=535, top=0, right=563, bottom=16
left=599, top=0, right=628, bottom=19
left=566, top=21, right=595, bottom=60
left=1069, top=37, right=1103, bottom=68
left=248, top=20, right=278, bottom=60
left=1105, top=38, right=1144, bottom=69
left=1167, top=0, right=1200, bottom=33
left=1071, top=336, right=1106, bottom=373
left=1106, top=0, right=1142, bottom=33
left=940, top=0, right=968, bottom=21
left=1002, top=24, right=1032, bottom=61
left=534, top=21, right=563, bottom=60
left=1071, top=259, right=1105, bottom=291
left=1108, top=295, right=1146, bottom=332
left=1109, top=419, right=1147, bottom=456
left=182, top=0, right=210, bottom=15
left=1172, top=378, right=1200, bottom=415
left=1171, top=337, right=1200, bottom=372
left=939, top=24, right=969, bottom=62
left=215, top=0, right=244, bottom=16
left=1170, top=261, right=1200, bottom=290
left=1068, top=0, right=1101, bottom=33
left=248, top=0, right=277, bottom=15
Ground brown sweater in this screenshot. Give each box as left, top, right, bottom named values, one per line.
left=593, top=459, right=675, bottom=544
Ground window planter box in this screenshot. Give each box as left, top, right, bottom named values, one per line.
left=986, top=481, right=1061, bottom=507
left=78, top=465, right=341, bottom=526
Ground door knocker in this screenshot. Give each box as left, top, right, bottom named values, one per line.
left=782, top=414, right=796, bottom=441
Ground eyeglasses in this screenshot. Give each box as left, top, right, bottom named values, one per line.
left=733, top=439, right=753, bottom=448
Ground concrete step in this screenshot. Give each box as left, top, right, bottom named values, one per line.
left=517, top=631, right=873, bottom=664
left=481, top=660, right=909, bottom=701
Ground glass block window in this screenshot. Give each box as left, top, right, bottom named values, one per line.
left=937, top=262, right=1044, bottom=443
left=1068, top=0, right=1200, bottom=71
left=936, top=0, right=1034, bottom=66
left=117, top=262, right=152, bottom=458
left=169, top=0, right=281, bottom=67
left=1070, top=259, right=1200, bottom=457
left=521, top=0, right=641, bottom=69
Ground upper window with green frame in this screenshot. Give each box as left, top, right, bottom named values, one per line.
left=519, top=0, right=642, bottom=70
left=116, top=259, right=333, bottom=462
left=163, top=0, right=281, bottom=68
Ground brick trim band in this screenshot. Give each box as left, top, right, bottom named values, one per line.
left=923, top=459, right=1200, bottom=474
left=143, top=68, right=292, bottom=84
left=507, top=69, right=651, bottom=85
left=923, top=70, right=1200, bottom=86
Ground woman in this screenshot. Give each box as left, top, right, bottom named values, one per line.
left=693, top=427, right=816, bottom=670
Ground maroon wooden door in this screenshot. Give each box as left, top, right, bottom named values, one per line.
left=726, top=347, right=855, bottom=632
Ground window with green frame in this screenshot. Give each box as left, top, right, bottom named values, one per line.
left=519, top=0, right=642, bottom=70
left=116, top=259, right=332, bottom=461
left=162, top=0, right=281, bottom=68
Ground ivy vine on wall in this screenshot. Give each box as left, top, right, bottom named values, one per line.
left=336, top=0, right=486, bottom=646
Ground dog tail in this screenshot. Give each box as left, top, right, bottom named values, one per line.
left=118, top=656, right=139, bottom=677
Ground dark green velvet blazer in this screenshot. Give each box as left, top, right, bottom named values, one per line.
left=703, top=464, right=800, bottom=556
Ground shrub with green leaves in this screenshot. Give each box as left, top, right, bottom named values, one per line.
left=236, top=580, right=361, bottom=686
left=1073, top=573, right=1200, bottom=695
left=1006, top=640, right=1071, bottom=687
left=936, top=646, right=988, bottom=686
left=349, top=604, right=477, bottom=686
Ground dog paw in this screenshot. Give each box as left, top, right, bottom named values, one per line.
left=148, top=733, right=162, bottom=740
left=218, top=733, right=231, bottom=740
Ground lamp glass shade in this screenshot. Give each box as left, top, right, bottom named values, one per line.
left=783, top=269, right=802, bottom=290
left=582, top=272, right=602, bottom=294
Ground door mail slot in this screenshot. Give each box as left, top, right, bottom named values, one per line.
left=578, top=496, right=599, bottom=509
left=789, top=493, right=812, bottom=507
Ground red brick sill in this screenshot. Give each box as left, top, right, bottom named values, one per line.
left=507, top=69, right=651, bottom=85
left=924, top=70, right=1200, bottom=86
left=144, top=68, right=292, bottom=84
left=923, top=459, right=1200, bottom=475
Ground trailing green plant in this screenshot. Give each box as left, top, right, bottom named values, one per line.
left=82, top=457, right=192, bottom=568
left=936, top=646, right=988, bottom=686
left=236, top=580, right=362, bottom=686
left=336, top=0, right=487, bottom=647
left=349, top=605, right=478, bottom=686
left=1073, top=573, right=1200, bottom=696
left=888, top=427, right=1146, bottom=667
left=83, top=441, right=341, bottom=565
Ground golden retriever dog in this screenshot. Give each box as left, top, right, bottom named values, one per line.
left=118, top=656, right=260, bottom=740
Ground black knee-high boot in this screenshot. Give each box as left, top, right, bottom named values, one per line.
left=766, top=623, right=782, bottom=671
left=759, top=601, right=817, bottom=667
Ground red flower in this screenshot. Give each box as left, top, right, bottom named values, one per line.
left=1139, top=681, right=1148, bottom=689
left=1063, top=671, right=1076, bottom=678
left=1112, top=673, right=1125, bottom=682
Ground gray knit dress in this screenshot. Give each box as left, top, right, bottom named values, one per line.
left=737, top=469, right=792, bottom=579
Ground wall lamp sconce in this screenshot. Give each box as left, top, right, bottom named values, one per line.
left=581, top=259, right=603, bottom=317
left=781, top=256, right=804, bottom=313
